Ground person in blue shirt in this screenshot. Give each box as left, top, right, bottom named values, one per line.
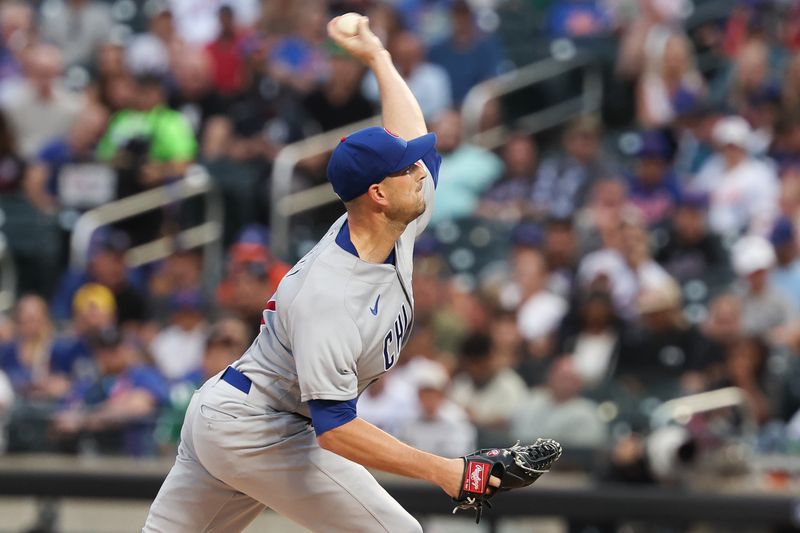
left=627, top=131, right=682, bottom=227
left=50, top=227, right=147, bottom=325
left=24, top=104, right=109, bottom=214
left=545, top=0, right=613, bottom=40
left=0, top=295, right=92, bottom=401
left=428, top=0, right=505, bottom=104
left=53, top=328, right=168, bottom=456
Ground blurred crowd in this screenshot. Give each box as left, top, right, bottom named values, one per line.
left=0, top=0, right=799, bottom=496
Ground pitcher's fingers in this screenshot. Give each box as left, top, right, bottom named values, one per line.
left=489, top=475, right=501, bottom=488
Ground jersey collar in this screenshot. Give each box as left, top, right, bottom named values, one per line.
left=336, top=220, right=396, bottom=266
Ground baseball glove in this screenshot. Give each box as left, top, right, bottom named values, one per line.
left=453, top=438, right=563, bottom=523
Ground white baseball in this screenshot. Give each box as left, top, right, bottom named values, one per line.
left=336, top=13, right=361, bottom=37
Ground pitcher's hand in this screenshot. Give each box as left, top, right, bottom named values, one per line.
left=327, top=16, right=386, bottom=66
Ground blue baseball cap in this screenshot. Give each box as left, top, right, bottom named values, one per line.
left=677, top=189, right=709, bottom=210
left=637, top=133, right=672, bottom=160
left=327, top=127, right=437, bottom=202
left=770, top=217, right=795, bottom=247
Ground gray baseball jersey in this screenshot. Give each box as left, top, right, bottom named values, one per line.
left=234, top=150, right=440, bottom=419
left=144, top=150, right=441, bottom=533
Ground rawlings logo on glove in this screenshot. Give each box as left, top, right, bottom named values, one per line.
left=453, top=438, right=563, bottom=523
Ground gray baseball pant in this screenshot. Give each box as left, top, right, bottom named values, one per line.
left=143, top=376, right=422, bottom=533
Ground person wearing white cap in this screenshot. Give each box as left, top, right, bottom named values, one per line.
left=396, top=360, right=476, bottom=458
left=731, top=235, right=797, bottom=337
left=510, top=357, right=606, bottom=448
left=692, top=115, right=778, bottom=237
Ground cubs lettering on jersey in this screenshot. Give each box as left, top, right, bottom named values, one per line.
left=382, top=303, right=409, bottom=370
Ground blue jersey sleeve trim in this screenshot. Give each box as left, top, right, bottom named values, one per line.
left=308, top=398, right=357, bottom=436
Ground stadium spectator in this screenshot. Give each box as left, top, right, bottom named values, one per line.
left=781, top=51, right=800, bottom=117
left=545, top=0, right=614, bottom=40
left=530, top=115, right=616, bottom=220
left=615, top=279, right=722, bottom=399
left=51, top=229, right=147, bottom=327
left=574, top=177, right=632, bottom=255
left=147, top=248, right=204, bottom=322
left=39, top=0, right=113, bottom=69
left=428, top=109, right=504, bottom=224
left=125, top=3, right=185, bottom=77
left=477, top=131, right=539, bottom=222
left=256, top=0, right=294, bottom=38
left=216, top=225, right=290, bottom=335
left=577, top=211, right=673, bottom=319
left=485, top=308, right=525, bottom=373
left=149, top=290, right=209, bottom=381
left=97, top=74, right=197, bottom=193
left=155, top=317, right=251, bottom=449
left=92, top=41, right=132, bottom=113
left=428, top=0, right=505, bottom=105
left=636, top=32, right=706, bottom=128
left=653, top=191, right=732, bottom=288
left=730, top=235, right=797, bottom=338
left=770, top=117, right=800, bottom=174
left=0, top=109, right=24, bottom=193
left=70, top=283, right=117, bottom=340
left=672, top=99, right=721, bottom=180
left=397, top=361, right=476, bottom=457
left=2, top=44, right=86, bottom=159
left=0, top=1, right=34, bottom=97
left=0, top=295, right=91, bottom=400
left=23, top=104, right=110, bottom=214
left=171, top=0, right=259, bottom=46
left=692, top=115, right=779, bottom=237
left=364, top=2, right=404, bottom=46
left=53, top=328, right=168, bottom=456
left=358, top=372, right=416, bottom=437
left=510, top=356, right=607, bottom=448
left=362, top=31, right=451, bottom=122
left=626, top=131, right=681, bottom=226
left=449, top=332, right=527, bottom=432
left=268, top=0, right=329, bottom=95
left=558, top=289, right=622, bottom=388
left=616, top=0, right=688, bottom=81
left=741, top=84, right=781, bottom=155
left=711, top=39, right=778, bottom=113
left=715, top=336, right=774, bottom=425
left=769, top=217, right=800, bottom=311
left=303, top=50, right=374, bottom=133
left=702, top=292, right=745, bottom=351
left=168, top=49, right=230, bottom=154
left=514, top=247, right=569, bottom=364
left=204, top=5, right=250, bottom=97
left=543, top=216, right=580, bottom=298
left=393, top=0, right=452, bottom=46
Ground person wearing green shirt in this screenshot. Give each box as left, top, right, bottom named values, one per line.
left=97, top=74, right=197, bottom=190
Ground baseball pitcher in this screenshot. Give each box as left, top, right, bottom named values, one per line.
left=143, top=15, right=560, bottom=533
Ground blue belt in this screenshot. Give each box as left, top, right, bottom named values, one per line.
left=221, top=366, right=251, bottom=394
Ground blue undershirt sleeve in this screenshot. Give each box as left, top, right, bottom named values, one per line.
left=307, top=398, right=358, bottom=436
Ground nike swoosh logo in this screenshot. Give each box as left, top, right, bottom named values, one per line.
left=285, top=270, right=300, bottom=277
left=370, top=294, right=380, bottom=316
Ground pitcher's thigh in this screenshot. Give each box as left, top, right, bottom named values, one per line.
left=143, top=443, right=264, bottom=533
